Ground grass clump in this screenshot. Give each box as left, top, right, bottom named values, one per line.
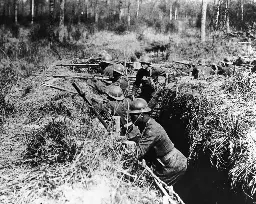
left=24, top=120, right=77, bottom=166
left=150, top=72, right=256, bottom=202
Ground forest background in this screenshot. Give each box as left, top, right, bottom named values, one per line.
left=1, top=0, right=256, bottom=41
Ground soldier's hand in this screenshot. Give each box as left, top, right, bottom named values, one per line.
left=141, top=159, right=147, bottom=168
left=122, top=140, right=136, bottom=152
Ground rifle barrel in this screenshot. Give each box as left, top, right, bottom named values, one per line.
left=52, top=75, right=109, bottom=80
left=56, top=64, right=99, bottom=66
left=45, top=85, right=77, bottom=94
left=72, top=82, right=109, bottom=130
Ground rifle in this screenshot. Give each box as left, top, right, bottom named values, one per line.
left=44, top=84, right=107, bottom=104
left=56, top=63, right=100, bottom=67
left=72, top=82, right=109, bottom=131
left=44, top=84, right=77, bottom=94
left=139, top=162, right=185, bottom=204
left=52, top=74, right=110, bottom=80
left=173, top=60, right=194, bottom=66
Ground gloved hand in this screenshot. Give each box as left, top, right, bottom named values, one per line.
left=122, top=140, right=136, bottom=152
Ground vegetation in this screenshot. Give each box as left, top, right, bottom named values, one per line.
left=1, top=0, right=256, bottom=203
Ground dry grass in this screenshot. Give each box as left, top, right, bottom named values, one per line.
left=151, top=69, right=256, bottom=199
left=0, top=61, right=165, bottom=204
left=2, top=25, right=256, bottom=203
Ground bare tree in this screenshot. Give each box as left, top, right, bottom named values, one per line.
left=201, top=0, right=208, bottom=42
left=78, top=0, right=82, bottom=24
left=173, top=1, right=179, bottom=20
left=14, top=0, right=18, bottom=24
left=58, top=0, right=66, bottom=42
left=94, top=0, right=99, bottom=23
left=31, top=0, right=34, bottom=24
left=127, top=0, right=131, bottom=27
left=49, top=0, right=54, bottom=25
left=225, top=0, right=230, bottom=33
left=240, top=0, right=244, bottom=23
left=136, top=0, right=140, bottom=19
left=214, top=0, right=221, bottom=30
left=169, top=1, right=173, bottom=20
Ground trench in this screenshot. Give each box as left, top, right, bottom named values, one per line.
left=153, top=89, right=253, bottom=204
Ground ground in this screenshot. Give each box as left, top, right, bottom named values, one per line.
left=1, top=26, right=256, bottom=204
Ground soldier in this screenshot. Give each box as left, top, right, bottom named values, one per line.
left=131, top=55, right=168, bottom=102
left=89, top=63, right=129, bottom=96
left=94, top=85, right=139, bottom=137
left=98, top=53, right=114, bottom=72
left=193, top=59, right=215, bottom=79
left=124, top=98, right=187, bottom=186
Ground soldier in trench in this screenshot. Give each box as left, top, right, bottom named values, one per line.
left=131, top=55, right=169, bottom=103
left=93, top=85, right=139, bottom=138
left=123, top=98, right=187, bottom=186
left=88, top=63, right=129, bottom=97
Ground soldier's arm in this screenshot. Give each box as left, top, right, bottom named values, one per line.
left=94, top=80, right=107, bottom=94
left=136, top=128, right=156, bottom=160
left=131, top=69, right=147, bottom=96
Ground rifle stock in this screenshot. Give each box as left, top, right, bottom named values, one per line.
left=72, top=82, right=109, bottom=131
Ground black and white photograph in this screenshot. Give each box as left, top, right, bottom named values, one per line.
left=0, top=0, right=256, bottom=203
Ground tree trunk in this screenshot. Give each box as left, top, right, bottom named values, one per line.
left=225, top=0, right=230, bottom=33
left=78, top=0, right=81, bottom=24
left=119, top=1, right=122, bottom=22
left=14, top=0, right=18, bottom=24
left=136, top=0, right=140, bottom=19
left=86, top=1, right=89, bottom=19
left=49, top=0, right=54, bottom=26
left=94, top=0, right=99, bottom=24
left=201, top=0, right=208, bottom=42
left=241, top=0, right=244, bottom=23
left=214, top=0, right=221, bottom=30
left=21, top=0, right=24, bottom=19
left=35, top=2, right=38, bottom=17
left=170, top=2, right=173, bottom=20
left=59, top=0, right=65, bottom=26
left=127, top=0, right=131, bottom=27
left=174, top=7, right=178, bottom=20
left=31, top=0, right=34, bottom=24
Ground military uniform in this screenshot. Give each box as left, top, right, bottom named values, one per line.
left=89, top=63, right=129, bottom=96
left=91, top=77, right=129, bottom=96
left=97, top=98, right=139, bottom=137
left=132, top=66, right=167, bottom=102
left=136, top=118, right=187, bottom=186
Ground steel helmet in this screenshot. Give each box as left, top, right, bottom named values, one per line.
left=128, top=98, right=151, bottom=114
left=99, top=51, right=113, bottom=62
left=106, top=85, right=125, bottom=101
left=103, top=54, right=113, bottom=62
left=140, top=55, right=151, bottom=65
left=197, top=59, right=205, bottom=65
left=113, top=64, right=125, bottom=75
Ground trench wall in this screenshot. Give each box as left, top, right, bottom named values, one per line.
left=153, top=89, right=253, bottom=204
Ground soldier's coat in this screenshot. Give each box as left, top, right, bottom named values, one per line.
left=136, top=118, right=187, bottom=186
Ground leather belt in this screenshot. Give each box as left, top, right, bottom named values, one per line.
left=159, top=148, right=175, bottom=164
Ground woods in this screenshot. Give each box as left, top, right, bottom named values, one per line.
left=1, top=0, right=256, bottom=39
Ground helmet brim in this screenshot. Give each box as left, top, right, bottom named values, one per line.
left=107, top=93, right=125, bottom=101
left=113, top=70, right=124, bottom=75
left=101, top=60, right=114, bottom=64
left=141, top=62, right=151, bottom=65
left=128, top=107, right=151, bottom=114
